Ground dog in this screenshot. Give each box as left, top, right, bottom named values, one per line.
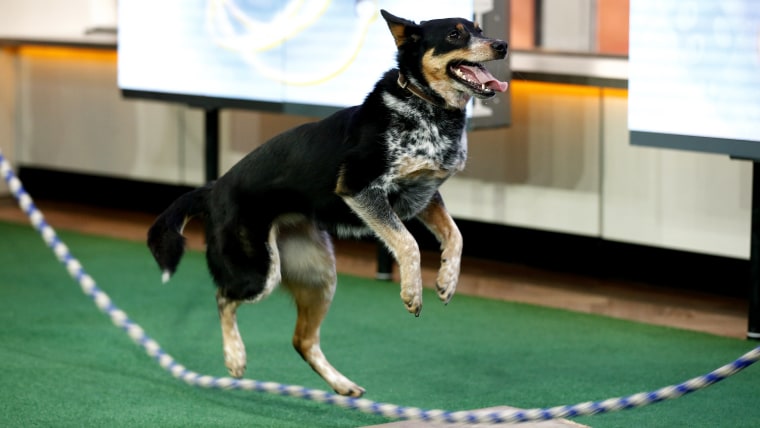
left=147, top=9, right=508, bottom=397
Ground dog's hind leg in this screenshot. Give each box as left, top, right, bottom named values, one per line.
left=416, top=191, right=462, bottom=304
left=216, top=292, right=247, bottom=378
left=278, top=218, right=366, bottom=397
left=213, top=222, right=283, bottom=379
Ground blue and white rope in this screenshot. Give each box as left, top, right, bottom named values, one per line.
left=2, top=147, right=759, bottom=425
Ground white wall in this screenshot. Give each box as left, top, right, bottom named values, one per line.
left=0, top=0, right=116, bottom=196
left=14, top=49, right=203, bottom=185
left=541, top=0, right=595, bottom=52
left=0, top=0, right=116, bottom=39
left=442, top=83, right=601, bottom=237
left=0, top=49, right=16, bottom=196
left=601, top=89, right=751, bottom=258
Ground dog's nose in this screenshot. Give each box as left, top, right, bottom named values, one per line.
left=491, top=40, right=508, bottom=57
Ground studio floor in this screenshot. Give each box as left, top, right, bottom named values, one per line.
left=1, top=196, right=759, bottom=427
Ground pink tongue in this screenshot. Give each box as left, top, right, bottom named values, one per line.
left=458, top=65, right=509, bottom=92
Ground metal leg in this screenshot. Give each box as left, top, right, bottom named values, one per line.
left=376, top=241, right=394, bottom=281
left=748, top=162, right=760, bottom=340
left=204, top=108, right=220, bottom=182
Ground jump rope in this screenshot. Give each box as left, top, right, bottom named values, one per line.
left=2, top=148, right=759, bottom=424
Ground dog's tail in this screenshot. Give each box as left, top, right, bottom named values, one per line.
left=147, top=185, right=210, bottom=283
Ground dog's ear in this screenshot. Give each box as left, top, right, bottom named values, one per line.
left=380, top=9, right=421, bottom=47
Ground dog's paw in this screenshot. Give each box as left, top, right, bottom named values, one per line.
left=332, top=378, right=367, bottom=397
left=435, top=282, right=455, bottom=305
left=435, top=257, right=460, bottom=304
left=401, top=287, right=423, bottom=317
left=224, top=343, right=247, bottom=378
left=226, top=363, right=247, bottom=379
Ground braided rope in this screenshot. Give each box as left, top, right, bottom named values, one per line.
left=2, top=148, right=759, bottom=425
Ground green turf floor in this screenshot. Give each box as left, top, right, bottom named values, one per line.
left=1, top=220, right=759, bottom=427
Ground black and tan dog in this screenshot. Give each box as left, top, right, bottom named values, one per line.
left=148, top=10, right=508, bottom=397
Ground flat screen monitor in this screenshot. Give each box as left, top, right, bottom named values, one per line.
left=118, top=0, right=509, bottom=127
left=628, top=1, right=760, bottom=159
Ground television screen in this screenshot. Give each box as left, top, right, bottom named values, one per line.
left=118, top=0, right=509, bottom=126
left=628, top=1, right=760, bottom=159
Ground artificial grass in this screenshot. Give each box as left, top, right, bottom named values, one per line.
left=0, top=220, right=758, bottom=427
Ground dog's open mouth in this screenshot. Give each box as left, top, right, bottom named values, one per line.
left=449, top=61, right=508, bottom=97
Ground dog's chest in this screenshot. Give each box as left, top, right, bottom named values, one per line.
left=381, top=93, right=467, bottom=181
left=378, top=94, right=467, bottom=218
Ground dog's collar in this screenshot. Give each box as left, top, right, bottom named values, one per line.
left=396, top=72, right=452, bottom=110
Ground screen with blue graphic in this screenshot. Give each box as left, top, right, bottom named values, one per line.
left=118, top=0, right=509, bottom=125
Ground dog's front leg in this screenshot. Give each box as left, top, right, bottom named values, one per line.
left=341, top=189, right=423, bottom=316
left=416, top=192, right=462, bottom=304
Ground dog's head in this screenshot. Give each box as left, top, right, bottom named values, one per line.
left=381, top=10, right=508, bottom=110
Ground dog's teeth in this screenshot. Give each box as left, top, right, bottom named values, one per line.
left=454, top=67, right=488, bottom=90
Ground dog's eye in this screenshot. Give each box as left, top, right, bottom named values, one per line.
left=447, top=30, right=461, bottom=40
